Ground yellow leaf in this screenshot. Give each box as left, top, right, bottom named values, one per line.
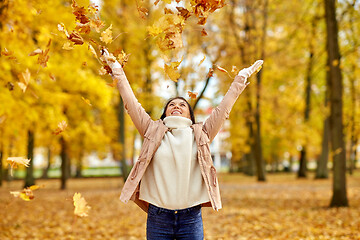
left=62, top=42, right=74, bottom=50
left=7, top=157, right=31, bottom=176
left=100, top=24, right=113, bottom=44
left=164, top=57, right=183, bottom=82
left=73, top=192, right=91, bottom=217
left=82, top=97, right=92, bottom=106
left=147, top=25, right=163, bottom=36
left=332, top=59, right=339, bottom=67
left=199, top=55, right=206, bottom=66
left=18, top=69, right=31, bottom=93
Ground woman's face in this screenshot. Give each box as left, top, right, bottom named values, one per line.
left=165, top=98, right=191, bottom=119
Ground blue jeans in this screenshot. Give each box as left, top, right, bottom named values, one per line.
left=146, top=204, right=204, bottom=240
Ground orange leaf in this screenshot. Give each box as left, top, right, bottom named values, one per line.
left=68, top=31, right=84, bottom=45
left=188, top=91, right=198, bottom=99
left=201, top=28, right=208, bottom=36
left=199, top=55, right=206, bottom=66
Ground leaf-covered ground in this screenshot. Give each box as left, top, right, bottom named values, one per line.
left=1, top=172, right=359, bottom=240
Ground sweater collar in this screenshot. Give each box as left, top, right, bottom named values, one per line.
left=163, top=116, right=192, bottom=129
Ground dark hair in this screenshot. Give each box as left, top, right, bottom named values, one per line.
left=160, top=97, right=196, bottom=124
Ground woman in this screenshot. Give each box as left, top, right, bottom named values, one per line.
left=103, top=50, right=263, bottom=240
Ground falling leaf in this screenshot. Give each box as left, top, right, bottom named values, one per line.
left=164, top=8, right=174, bottom=14
left=58, top=23, right=70, bottom=38
left=53, top=120, right=68, bottom=135
left=75, top=22, right=91, bottom=34
left=231, top=65, right=239, bottom=73
left=214, top=64, right=228, bottom=73
left=71, top=0, right=90, bottom=24
left=207, top=68, right=214, bottom=78
left=68, top=31, right=84, bottom=45
left=188, top=91, right=198, bottom=99
left=10, top=185, right=41, bottom=201
left=1, top=47, right=13, bottom=56
left=7, top=157, right=31, bottom=176
left=37, top=48, right=50, bottom=68
left=100, top=24, right=113, bottom=44
left=117, top=50, right=130, bottom=67
left=82, top=97, right=92, bottom=106
left=90, top=17, right=105, bottom=33
left=137, top=6, right=148, bottom=19
left=201, top=28, right=208, bottom=36
left=154, top=0, right=161, bottom=5
left=62, top=42, right=74, bottom=50
left=17, top=69, right=31, bottom=93
left=199, top=55, right=206, bottom=66
left=73, top=192, right=91, bottom=217
left=87, top=43, right=97, bottom=58
left=29, top=49, right=43, bottom=56
left=176, top=7, right=191, bottom=20
left=164, top=57, right=183, bottom=82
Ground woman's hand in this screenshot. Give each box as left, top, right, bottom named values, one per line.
left=100, top=48, right=122, bottom=72
left=235, top=60, right=264, bottom=85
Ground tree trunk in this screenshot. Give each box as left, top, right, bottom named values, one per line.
left=75, top=151, right=83, bottom=178
left=324, top=0, right=348, bottom=207
left=0, top=150, right=2, bottom=187
left=60, top=136, right=69, bottom=190
left=41, top=148, right=51, bottom=179
left=253, top=0, right=268, bottom=182
left=118, top=98, right=129, bottom=181
left=348, top=64, right=357, bottom=175
left=316, top=115, right=330, bottom=178
left=24, top=130, right=35, bottom=188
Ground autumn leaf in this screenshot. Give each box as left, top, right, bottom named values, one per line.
left=137, top=6, right=149, bottom=19
left=17, top=69, right=31, bottom=93
left=117, top=50, right=130, bottom=67
left=207, top=68, right=214, bottom=78
left=199, top=55, right=206, bottom=66
left=1, top=47, right=13, bottom=56
left=231, top=65, right=239, bottom=73
left=188, top=91, right=198, bottom=99
left=71, top=0, right=90, bottom=24
left=201, top=28, right=208, bottom=36
left=176, top=7, right=191, bottom=20
left=58, top=23, right=70, bottom=38
left=37, top=48, right=50, bottom=68
left=29, top=49, right=42, bottom=56
left=62, top=42, right=74, bottom=50
left=100, top=24, right=113, bottom=44
left=90, top=16, right=105, bottom=33
left=82, top=97, right=92, bottom=106
left=164, top=57, right=183, bottom=82
left=53, top=120, right=68, bottom=135
left=7, top=157, right=31, bottom=176
left=73, top=192, right=91, bottom=217
left=75, top=22, right=91, bottom=34
left=10, top=185, right=41, bottom=201
left=68, top=31, right=84, bottom=45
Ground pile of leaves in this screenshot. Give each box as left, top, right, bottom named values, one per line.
left=1, top=173, right=359, bottom=239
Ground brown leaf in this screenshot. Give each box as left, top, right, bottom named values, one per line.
left=176, top=7, right=191, bottom=20
left=68, top=31, right=84, bottom=45
left=201, top=28, right=208, bottom=36
left=53, top=120, right=68, bottom=135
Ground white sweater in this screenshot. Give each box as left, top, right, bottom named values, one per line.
left=139, top=116, right=209, bottom=210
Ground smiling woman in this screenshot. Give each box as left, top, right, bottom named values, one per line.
left=160, top=97, right=195, bottom=124
left=101, top=49, right=263, bottom=240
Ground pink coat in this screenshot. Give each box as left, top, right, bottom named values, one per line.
left=113, top=68, right=247, bottom=212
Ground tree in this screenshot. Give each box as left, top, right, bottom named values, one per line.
left=324, top=0, right=349, bottom=207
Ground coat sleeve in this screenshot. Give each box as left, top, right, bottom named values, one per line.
left=113, top=68, right=152, bottom=138
left=203, top=75, right=247, bottom=142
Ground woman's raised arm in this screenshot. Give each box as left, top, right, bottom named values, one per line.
left=102, top=50, right=152, bottom=138
left=203, top=60, right=263, bottom=142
